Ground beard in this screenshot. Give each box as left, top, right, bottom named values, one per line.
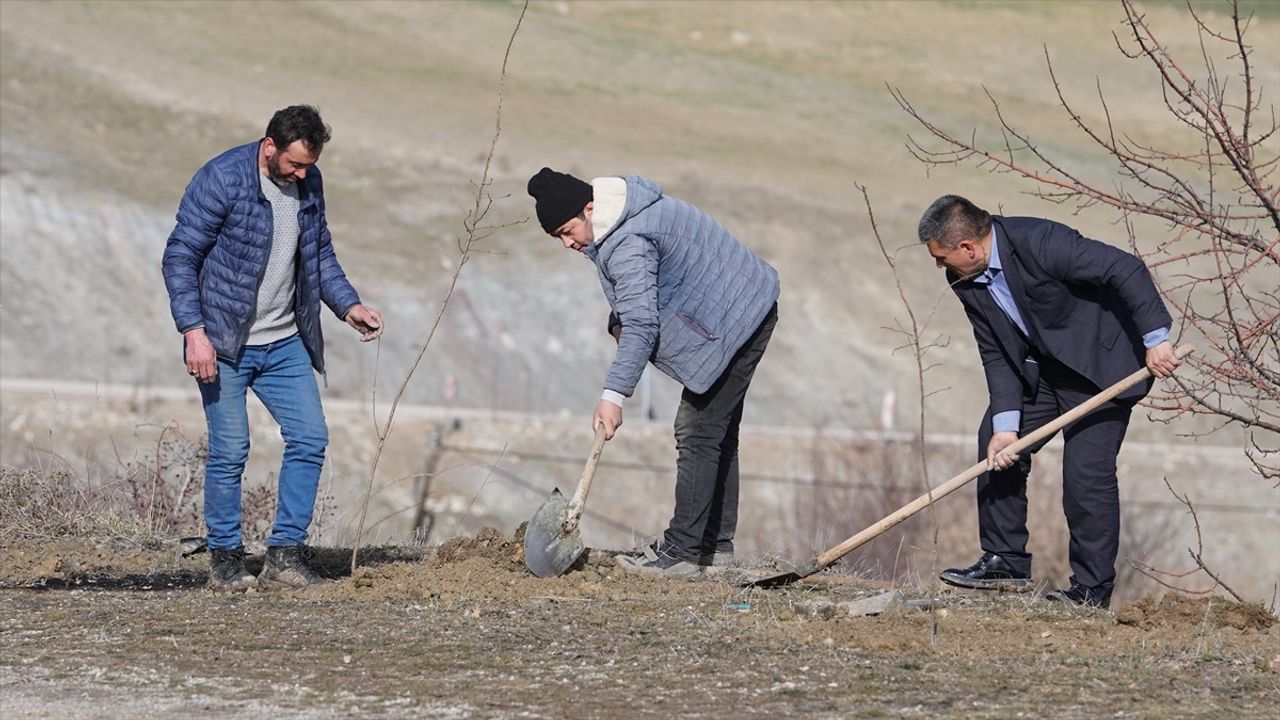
left=264, top=152, right=296, bottom=184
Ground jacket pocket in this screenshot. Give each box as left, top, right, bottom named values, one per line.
left=676, top=311, right=718, bottom=341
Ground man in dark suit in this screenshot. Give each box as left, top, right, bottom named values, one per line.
left=920, top=195, right=1180, bottom=608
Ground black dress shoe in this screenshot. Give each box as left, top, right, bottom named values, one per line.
left=1045, top=582, right=1112, bottom=609
left=939, top=552, right=1032, bottom=591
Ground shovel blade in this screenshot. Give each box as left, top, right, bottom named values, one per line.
left=740, top=557, right=821, bottom=588
left=523, top=488, right=585, bottom=578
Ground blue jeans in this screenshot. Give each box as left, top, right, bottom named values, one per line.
left=197, top=334, right=328, bottom=550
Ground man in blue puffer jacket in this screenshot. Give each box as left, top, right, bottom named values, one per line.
left=528, top=168, right=780, bottom=578
left=163, top=106, right=383, bottom=591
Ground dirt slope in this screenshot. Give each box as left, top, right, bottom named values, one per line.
left=3, top=1, right=1276, bottom=435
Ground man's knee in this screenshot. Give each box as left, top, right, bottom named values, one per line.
left=206, top=432, right=250, bottom=470
left=674, top=406, right=713, bottom=448
left=1062, top=440, right=1120, bottom=486
left=285, top=417, right=329, bottom=458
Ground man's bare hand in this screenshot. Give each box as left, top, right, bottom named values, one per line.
left=1145, top=340, right=1180, bottom=378
left=345, top=304, right=384, bottom=342
left=594, top=399, right=622, bottom=440
left=986, top=431, right=1020, bottom=471
left=184, top=328, right=218, bottom=384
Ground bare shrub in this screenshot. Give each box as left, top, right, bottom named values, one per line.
left=117, top=423, right=205, bottom=538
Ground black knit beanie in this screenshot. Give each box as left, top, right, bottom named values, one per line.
left=527, top=167, right=593, bottom=234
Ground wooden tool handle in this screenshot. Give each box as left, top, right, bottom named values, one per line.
left=563, top=424, right=609, bottom=532
left=814, top=343, right=1193, bottom=569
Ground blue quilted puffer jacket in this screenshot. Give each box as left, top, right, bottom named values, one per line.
left=162, top=141, right=361, bottom=374
left=583, top=176, right=780, bottom=395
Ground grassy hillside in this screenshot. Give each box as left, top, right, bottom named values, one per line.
left=2, top=0, right=1276, bottom=437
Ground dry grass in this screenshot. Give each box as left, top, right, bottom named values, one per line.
left=0, top=427, right=319, bottom=548
left=0, top=466, right=152, bottom=545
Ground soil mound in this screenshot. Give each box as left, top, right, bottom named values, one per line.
left=312, top=525, right=639, bottom=604
left=1116, top=593, right=1277, bottom=631
left=430, top=525, right=523, bottom=570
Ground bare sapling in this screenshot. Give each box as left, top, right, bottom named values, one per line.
left=860, top=183, right=951, bottom=645
left=350, top=1, right=529, bottom=572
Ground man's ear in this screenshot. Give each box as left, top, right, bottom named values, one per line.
left=583, top=200, right=594, bottom=220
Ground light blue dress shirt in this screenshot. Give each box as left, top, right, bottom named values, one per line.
left=972, top=228, right=1169, bottom=434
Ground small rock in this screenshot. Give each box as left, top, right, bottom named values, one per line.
left=794, top=599, right=837, bottom=619
left=836, top=591, right=904, bottom=618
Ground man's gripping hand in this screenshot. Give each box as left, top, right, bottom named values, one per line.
left=1145, top=340, right=1180, bottom=378
left=594, top=399, right=622, bottom=440
left=986, top=431, right=1020, bottom=471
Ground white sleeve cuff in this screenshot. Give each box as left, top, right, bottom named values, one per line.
left=601, top=389, right=626, bottom=407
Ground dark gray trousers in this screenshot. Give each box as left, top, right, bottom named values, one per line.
left=977, top=358, right=1134, bottom=590
left=662, top=305, right=777, bottom=561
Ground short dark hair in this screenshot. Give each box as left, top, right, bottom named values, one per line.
left=918, top=195, right=992, bottom=248
left=265, top=105, right=331, bottom=153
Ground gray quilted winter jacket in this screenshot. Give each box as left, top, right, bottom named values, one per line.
left=583, top=176, right=780, bottom=396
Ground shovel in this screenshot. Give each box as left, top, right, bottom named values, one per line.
left=747, top=344, right=1193, bottom=588
left=524, top=425, right=609, bottom=577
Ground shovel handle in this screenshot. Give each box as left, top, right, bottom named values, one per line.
left=563, top=424, right=609, bottom=532
left=814, top=343, right=1193, bottom=569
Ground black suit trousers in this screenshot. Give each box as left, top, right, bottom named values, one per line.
left=976, top=359, right=1134, bottom=590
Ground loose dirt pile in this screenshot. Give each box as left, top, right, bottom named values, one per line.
left=1116, top=593, right=1277, bottom=631
left=431, top=524, right=525, bottom=569
left=316, top=526, right=679, bottom=606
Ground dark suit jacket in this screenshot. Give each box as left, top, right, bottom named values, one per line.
left=949, top=216, right=1172, bottom=416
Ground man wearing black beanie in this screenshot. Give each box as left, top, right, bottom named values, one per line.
left=528, top=167, right=780, bottom=578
